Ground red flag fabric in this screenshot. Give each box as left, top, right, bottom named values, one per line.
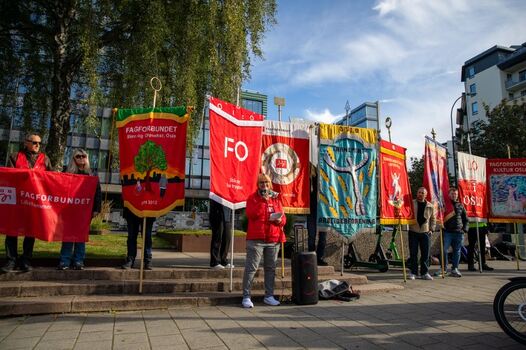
left=261, top=120, right=310, bottom=214
left=423, top=136, right=452, bottom=225
left=486, top=158, right=526, bottom=223
left=116, top=107, right=190, bottom=217
left=379, top=140, right=415, bottom=225
left=209, top=97, right=264, bottom=209
left=0, top=168, right=98, bottom=242
left=457, top=152, right=487, bottom=221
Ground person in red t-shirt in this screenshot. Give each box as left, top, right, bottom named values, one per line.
left=2, top=132, right=52, bottom=273
left=241, top=173, right=286, bottom=308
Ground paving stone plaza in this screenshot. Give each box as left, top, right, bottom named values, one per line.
left=0, top=259, right=524, bottom=349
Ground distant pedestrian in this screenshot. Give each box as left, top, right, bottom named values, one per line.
left=407, top=187, right=436, bottom=280
left=307, top=165, right=327, bottom=265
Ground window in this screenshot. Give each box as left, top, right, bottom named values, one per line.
left=507, top=73, right=512, bottom=80
left=519, top=69, right=526, bottom=81
left=521, top=90, right=526, bottom=97
left=467, top=66, right=475, bottom=78
left=508, top=93, right=514, bottom=100
left=472, top=101, right=478, bottom=115
left=241, top=99, right=263, bottom=115
left=469, top=83, right=476, bottom=94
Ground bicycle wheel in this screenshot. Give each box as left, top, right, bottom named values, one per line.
left=493, top=280, right=526, bottom=345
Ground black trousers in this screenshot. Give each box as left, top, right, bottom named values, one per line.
left=125, top=214, right=155, bottom=261
left=5, top=236, right=35, bottom=263
left=210, top=217, right=231, bottom=267
left=467, top=226, right=487, bottom=266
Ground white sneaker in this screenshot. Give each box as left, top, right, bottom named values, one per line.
left=449, top=268, right=462, bottom=278
left=263, top=296, right=280, bottom=306
left=408, top=273, right=416, bottom=280
left=422, top=273, right=434, bottom=280
left=211, top=264, right=225, bottom=270
left=225, top=263, right=234, bottom=269
left=242, top=297, right=254, bottom=308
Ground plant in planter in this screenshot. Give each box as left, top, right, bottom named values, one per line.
left=90, top=213, right=111, bottom=235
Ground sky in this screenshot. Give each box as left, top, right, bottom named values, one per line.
left=243, top=0, right=526, bottom=160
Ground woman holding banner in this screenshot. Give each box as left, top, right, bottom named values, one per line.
left=57, top=149, right=101, bottom=270
left=241, top=173, right=286, bottom=308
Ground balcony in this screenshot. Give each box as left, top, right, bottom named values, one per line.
left=505, top=74, right=526, bottom=91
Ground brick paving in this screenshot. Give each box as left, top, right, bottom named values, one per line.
left=0, top=260, right=524, bottom=349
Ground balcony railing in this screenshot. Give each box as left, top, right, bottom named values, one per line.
left=505, top=74, right=526, bottom=90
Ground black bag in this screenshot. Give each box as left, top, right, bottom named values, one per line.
left=318, top=280, right=360, bottom=302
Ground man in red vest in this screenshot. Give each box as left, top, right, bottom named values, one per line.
left=1, top=132, right=52, bottom=273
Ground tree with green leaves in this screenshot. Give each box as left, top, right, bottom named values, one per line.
left=0, top=0, right=277, bottom=168
left=470, top=101, right=526, bottom=158
left=407, top=156, right=424, bottom=197
left=134, top=140, right=167, bottom=192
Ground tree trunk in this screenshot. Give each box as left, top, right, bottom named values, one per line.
left=45, top=1, right=78, bottom=170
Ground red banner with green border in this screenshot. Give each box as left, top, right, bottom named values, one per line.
left=116, top=107, right=190, bottom=217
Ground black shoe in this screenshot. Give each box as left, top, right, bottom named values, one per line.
left=317, top=260, right=329, bottom=266
left=73, top=263, right=84, bottom=270
left=19, top=261, right=33, bottom=272
left=468, top=265, right=477, bottom=272
left=144, top=261, right=152, bottom=270
left=1, top=260, right=17, bottom=273
left=482, top=264, right=494, bottom=271
left=121, top=258, right=134, bottom=270
left=57, top=264, right=69, bottom=271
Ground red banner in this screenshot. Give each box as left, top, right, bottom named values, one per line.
left=423, top=136, right=451, bottom=225
left=487, top=158, right=526, bottom=223
left=379, top=140, right=415, bottom=225
left=0, top=168, right=98, bottom=242
left=117, top=107, right=190, bottom=217
left=209, top=97, right=264, bottom=209
left=262, top=120, right=310, bottom=214
left=457, top=152, right=487, bottom=221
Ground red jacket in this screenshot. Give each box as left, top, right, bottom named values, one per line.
left=245, top=192, right=286, bottom=243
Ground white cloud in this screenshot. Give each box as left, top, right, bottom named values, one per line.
left=304, top=108, right=343, bottom=124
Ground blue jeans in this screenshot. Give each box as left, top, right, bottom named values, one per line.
left=443, top=231, right=464, bottom=269
left=59, top=242, right=86, bottom=266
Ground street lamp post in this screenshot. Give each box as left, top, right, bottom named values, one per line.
left=385, top=117, right=392, bottom=142
left=449, top=92, right=475, bottom=186
left=274, top=96, right=285, bottom=123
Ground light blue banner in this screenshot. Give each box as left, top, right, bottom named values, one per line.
left=317, top=124, right=377, bottom=238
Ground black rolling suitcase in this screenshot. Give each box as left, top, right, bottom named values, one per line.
left=291, top=225, right=318, bottom=305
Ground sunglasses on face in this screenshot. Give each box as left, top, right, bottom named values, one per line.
left=27, top=140, right=41, bottom=145
left=75, top=154, right=87, bottom=159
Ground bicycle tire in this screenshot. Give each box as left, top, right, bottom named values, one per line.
left=493, top=280, right=526, bottom=345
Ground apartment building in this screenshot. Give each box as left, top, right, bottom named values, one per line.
left=461, top=42, right=526, bottom=127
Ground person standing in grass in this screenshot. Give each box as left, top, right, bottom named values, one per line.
left=57, top=149, right=101, bottom=270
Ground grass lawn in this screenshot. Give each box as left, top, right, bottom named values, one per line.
left=0, top=233, right=175, bottom=259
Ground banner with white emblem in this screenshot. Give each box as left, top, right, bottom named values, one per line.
left=261, top=120, right=310, bottom=214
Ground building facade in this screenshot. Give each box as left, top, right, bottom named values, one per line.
left=461, top=42, right=526, bottom=128
left=334, top=101, right=379, bottom=130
